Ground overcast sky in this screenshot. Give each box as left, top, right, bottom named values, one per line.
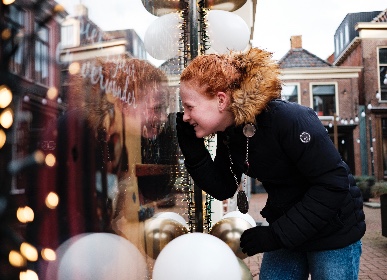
left=58, top=0, right=387, bottom=63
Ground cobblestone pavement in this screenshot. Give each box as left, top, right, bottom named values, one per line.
left=245, top=193, right=387, bottom=280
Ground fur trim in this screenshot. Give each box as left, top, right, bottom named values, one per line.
left=230, top=48, right=281, bottom=126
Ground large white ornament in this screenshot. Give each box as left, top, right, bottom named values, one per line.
left=207, top=10, right=250, bottom=54
left=144, top=12, right=182, bottom=60
left=152, top=232, right=241, bottom=280
left=52, top=233, right=148, bottom=280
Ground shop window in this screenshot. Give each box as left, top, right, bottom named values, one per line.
left=312, top=84, right=336, bottom=116
left=379, top=48, right=387, bottom=101
left=281, top=83, right=299, bottom=103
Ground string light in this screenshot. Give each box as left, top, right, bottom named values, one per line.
left=8, top=250, right=26, bottom=267
left=20, top=243, right=38, bottom=262
left=45, top=192, right=59, bottom=209
left=41, top=248, right=56, bottom=261
left=19, top=270, right=38, bottom=280
left=16, top=206, right=34, bottom=223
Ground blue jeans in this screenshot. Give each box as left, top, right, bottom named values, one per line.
left=259, top=240, right=362, bottom=280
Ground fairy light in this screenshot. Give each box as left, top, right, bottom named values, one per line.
left=20, top=243, right=38, bottom=262
left=0, top=129, right=6, bottom=149
left=41, top=248, right=56, bottom=261
left=19, top=270, right=38, bottom=280
left=46, top=87, right=58, bottom=100
left=45, top=153, right=56, bottom=167
left=16, top=206, right=34, bottom=223
left=0, top=85, right=12, bottom=108
left=45, top=192, right=59, bottom=209
left=0, top=108, right=13, bottom=128
left=9, top=250, right=26, bottom=267
left=68, top=62, right=80, bottom=74
left=2, top=0, right=15, bottom=5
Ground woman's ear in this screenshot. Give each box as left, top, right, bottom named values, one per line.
left=217, top=91, right=229, bottom=111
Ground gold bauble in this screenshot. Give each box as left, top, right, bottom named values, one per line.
left=209, top=217, right=252, bottom=259
left=144, top=217, right=188, bottom=259
left=141, top=0, right=247, bottom=16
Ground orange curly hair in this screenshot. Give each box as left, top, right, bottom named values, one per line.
left=180, top=48, right=282, bottom=126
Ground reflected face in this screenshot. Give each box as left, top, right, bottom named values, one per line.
left=180, top=81, right=233, bottom=138
left=139, top=88, right=168, bottom=139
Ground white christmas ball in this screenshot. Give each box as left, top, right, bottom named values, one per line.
left=152, top=232, right=240, bottom=280
left=144, top=12, right=182, bottom=60
left=223, top=211, right=256, bottom=227
left=207, top=10, right=250, bottom=54
left=57, top=233, right=147, bottom=280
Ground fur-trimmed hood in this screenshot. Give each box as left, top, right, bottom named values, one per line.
left=229, top=48, right=282, bottom=126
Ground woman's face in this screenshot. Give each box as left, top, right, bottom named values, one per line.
left=180, top=81, right=234, bottom=138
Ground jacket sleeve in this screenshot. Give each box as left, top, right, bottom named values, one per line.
left=184, top=135, right=239, bottom=201
left=270, top=103, right=350, bottom=249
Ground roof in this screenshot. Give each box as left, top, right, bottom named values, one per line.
left=278, top=48, right=331, bottom=69
left=372, top=8, right=387, bottom=23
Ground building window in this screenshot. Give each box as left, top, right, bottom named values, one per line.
left=281, top=84, right=299, bottom=103
left=344, top=24, right=349, bottom=44
left=35, top=23, right=49, bottom=85
left=312, top=84, right=336, bottom=116
left=382, top=118, right=387, bottom=176
left=5, top=5, right=26, bottom=76
left=61, top=18, right=80, bottom=48
left=379, top=47, right=387, bottom=101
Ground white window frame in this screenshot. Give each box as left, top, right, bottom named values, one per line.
left=309, top=82, right=339, bottom=118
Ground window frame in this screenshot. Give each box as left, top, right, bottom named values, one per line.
left=34, top=22, right=50, bottom=86
left=280, top=82, right=300, bottom=103
left=309, top=82, right=339, bottom=118
left=5, top=5, right=27, bottom=77
left=377, top=46, right=387, bottom=103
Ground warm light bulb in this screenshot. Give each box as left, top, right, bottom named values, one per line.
left=16, top=206, right=34, bottom=223
left=20, top=243, right=38, bottom=262
left=46, top=87, right=58, bottom=100
left=0, top=129, right=6, bottom=149
left=41, top=248, right=56, bottom=261
left=9, top=250, right=26, bottom=267
left=19, top=269, right=38, bottom=280
left=45, top=192, right=59, bottom=209
left=0, top=85, right=12, bottom=108
left=68, top=62, right=80, bottom=74
left=2, top=0, right=16, bottom=5
left=45, top=153, right=56, bottom=167
left=0, top=108, right=13, bottom=128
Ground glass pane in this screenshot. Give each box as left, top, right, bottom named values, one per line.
left=313, top=94, right=336, bottom=116
left=383, top=118, right=387, bottom=176
left=379, top=48, right=387, bottom=64
left=281, top=84, right=298, bottom=102
left=380, top=66, right=387, bottom=101
left=312, top=84, right=335, bottom=95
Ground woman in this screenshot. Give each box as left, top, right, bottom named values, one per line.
left=176, top=48, right=365, bottom=279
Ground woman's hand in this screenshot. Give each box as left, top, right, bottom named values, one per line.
left=240, top=226, right=283, bottom=256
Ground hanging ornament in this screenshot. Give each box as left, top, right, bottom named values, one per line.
left=207, top=10, right=250, bottom=54
left=144, top=12, right=182, bottom=60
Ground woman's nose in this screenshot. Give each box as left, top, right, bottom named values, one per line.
left=182, top=112, right=190, bottom=122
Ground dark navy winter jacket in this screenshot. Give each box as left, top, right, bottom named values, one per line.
left=185, top=100, right=366, bottom=251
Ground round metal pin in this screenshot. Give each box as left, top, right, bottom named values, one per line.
left=243, top=123, right=256, bottom=138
